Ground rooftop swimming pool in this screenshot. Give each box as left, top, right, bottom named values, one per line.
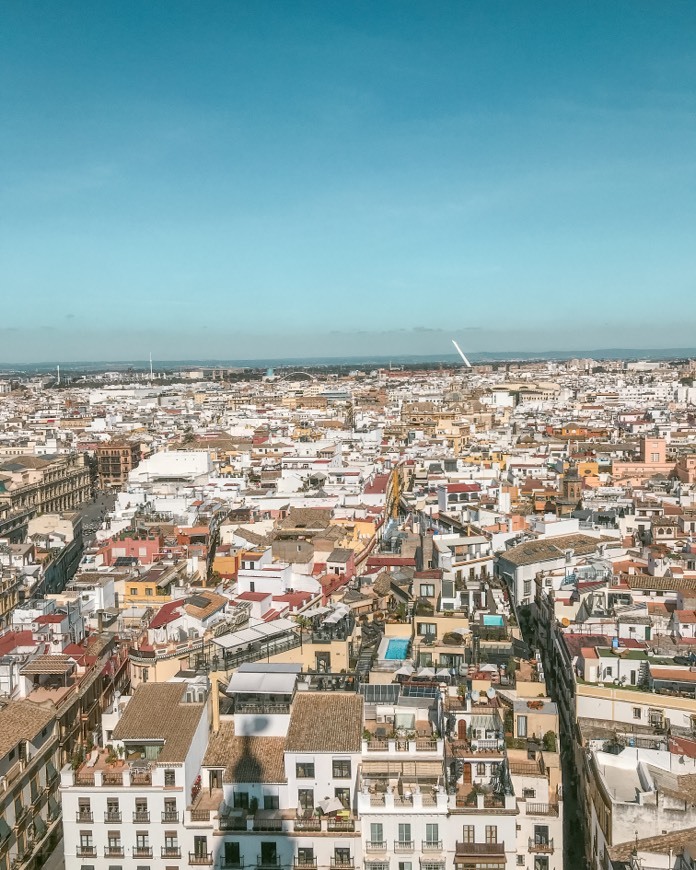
left=483, top=614, right=504, bottom=627
left=384, top=637, right=411, bottom=660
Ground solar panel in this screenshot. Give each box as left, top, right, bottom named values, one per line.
left=402, top=684, right=440, bottom=699
left=187, top=594, right=211, bottom=609
left=359, top=684, right=401, bottom=704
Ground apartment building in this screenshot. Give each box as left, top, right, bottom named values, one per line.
left=96, top=441, right=142, bottom=490
left=0, top=700, right=61, bottom=870
left=61, top=681, right=210, bottom=870
left=0, top=453, right=90, bottom=515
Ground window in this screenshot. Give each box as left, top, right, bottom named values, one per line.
left=462, top=825, right=475, bottom=844
left=524, top=580, right=532, bottom=598
left=142, top=667, right=149, bottom=683
left=633, top=707, right=642, bottom=720
left=517, top=857, right=525, bottom=866
left=298, top=789, right=314, bottom=811
left=420, top=584, right=435, bottom=598
left=164, top=833, right=178, bottom=851
left=476, top=762, right=486, bottom=775
left=297, top=848, right=314, bottom=866
left=517, top=715, right=527, bottom=738
left=130, top=588, right=138, bottom=595
left=335, top=787, right=350, bottom=808
left=233, top=792, right=249, bottom=809
left=164, top=769, right=176, bottom=786
left=78, top=798, right=91, bottom=820
left=224, top=844, right=241, bottom=868
left=333, top=759, right=351, bottom=779
left=651, top=453, right=660, bottom=462
left=397, top=823, right=412, bottom=846
left=604, top=666, right=613, bottom=678
left=193, top=837, right=208, bottom=859
left=485, top=825, right=497, bottom=844
left=534, top=825, right=549, bottom=843
left=264, top=795, right=279, bottom=810
left=334, top=849, right=351, bottom=867
left=370, top=823, right=384, bottom=846
left=80, top=832, right=93, bottom=848
left=296, top=762, right=315, bottom=778
left=522, top=788, right=536, bottom=799
left=398, top=864, right=412, bottom=870
left=418, top=623, right=436, bottom=637
left=136, top=832, right=149, bottom=849
left=425, top=823, right=439, bottom=845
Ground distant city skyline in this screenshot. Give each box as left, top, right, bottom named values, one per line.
left=2, top=1, right=696, bottom=362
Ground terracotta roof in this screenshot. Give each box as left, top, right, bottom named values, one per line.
left=21, top=654, right=73, bottom=675
left=286, top=693, right=363, bottom=753
left=112, top=683, right=205, bottom=762
left=203, top=721, right=286, bottom=783
left=499, top=534, right=608, bottom=567
left=0, top=700, right=55, bottom=758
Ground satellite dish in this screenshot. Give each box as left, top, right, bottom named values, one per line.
left=486, top=687, right=496, bottom=699
left=471, top=690, right=480, bottom=702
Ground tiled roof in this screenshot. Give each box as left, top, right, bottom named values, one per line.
left=498, top=534, right=607, bottom=567
left=286, top=693, right=363, bottom=753
left=203, top=721, right=286, bottom=783
left=20, top=654, right=73, bottom=675
left=112, top=683, right=205, bottom=762
left=0, top=700, right=55, bottom=758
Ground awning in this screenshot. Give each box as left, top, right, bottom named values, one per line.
left=0, top=818, right=11, bottom=843
left=318, top=797, right=345, bottom=814
left=47, top=795, right=59, bottom=819
left=33, top=815, right=47, bottom=838
left=470, top=715, right=497, bottom=731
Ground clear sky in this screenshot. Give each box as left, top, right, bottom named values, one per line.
left=2, top=1, right=696, bottom=362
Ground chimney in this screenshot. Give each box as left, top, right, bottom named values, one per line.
left=211, top=677, right=221, bottom=735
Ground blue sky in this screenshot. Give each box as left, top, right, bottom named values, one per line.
left=2, top=1, right=696, bottom=361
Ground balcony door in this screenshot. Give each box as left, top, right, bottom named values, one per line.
left=261, top=843, right=277, bottom=865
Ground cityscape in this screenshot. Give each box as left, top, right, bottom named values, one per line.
left=2, top=355, right=696, bottom=870
left=3, top=3, right=696, bottom=870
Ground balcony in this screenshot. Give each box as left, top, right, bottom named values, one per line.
left=257, top=857, right=281, bottom=869
left=104, top=811, right=122, bottom=823
left=328, top=818, right=355, bottom=833
left=330, top=859, right=354, bottom=870
left=134, top=847, right=154, bottom=858
left=77, top=847, right=96, bottom=858
left=526, top=803, right=559, bottom=817
left=162, top=811, right=180, bottom=823
left=421, top=842, right=443, bottom=852
left=104, top=846, right=125, bottom=858
left=220, top=862, right=244, bottom=870
left=365, top=842, right=387, bottom=852
left=133, top=811, right=151, bottom=823
left=76, top=811, right=93, bottom=823
left=191, top=809, right=212, bottom=822
left=295, top=860, right=317, bottom=870
left=295, top=818, right=321, bottom=833
left=162, top=847, right=182, bottom=858
left=189, top=853, right=214, bottom=866
left=394, top=841, right=414, bottom=853
left=455, top=843, right=505, bottom=857
left=529, top=838, right=554, bottom=854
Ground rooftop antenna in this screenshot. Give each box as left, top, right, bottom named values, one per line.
left=56, top=364, right=60, bottom=386
left=451, top=339, right=472, bottom=368
left=149, top=352, right=153, bottom=382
